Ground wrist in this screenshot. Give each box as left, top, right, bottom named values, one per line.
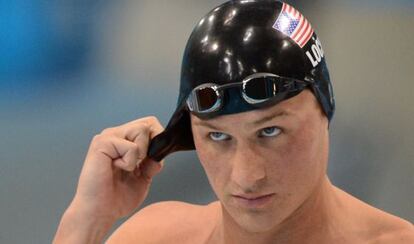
left=66, top=197, right=118, bottom=224
left=53, top=201, right=117, bottom=244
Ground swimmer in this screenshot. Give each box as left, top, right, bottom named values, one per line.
left=54, top=1, right=414, bottom=243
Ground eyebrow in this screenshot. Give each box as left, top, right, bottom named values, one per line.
left=193, top=120, right=221, bottom=130
left=193, top=110, right=288, bottom=130
left=251, top=110, right=288, bottom=126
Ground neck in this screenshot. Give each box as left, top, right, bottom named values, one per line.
left=214, top=176, right=347, bottom=244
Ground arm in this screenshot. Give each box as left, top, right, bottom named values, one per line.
left=53, top=117, right=165, bottom=243
left=53, top=202, right=115, bottom=244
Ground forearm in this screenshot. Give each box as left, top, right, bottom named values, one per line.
left=53, top=206, right=116, bottom=244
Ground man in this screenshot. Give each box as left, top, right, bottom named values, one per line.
left=54, top=1, right=413, bottom=243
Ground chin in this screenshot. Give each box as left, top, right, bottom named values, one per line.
left=237, top=210, right=282, bottom=233
left=223, top=202, right=284, bottom=234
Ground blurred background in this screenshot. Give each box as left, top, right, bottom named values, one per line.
left=0, top=0, right=413, bottom=243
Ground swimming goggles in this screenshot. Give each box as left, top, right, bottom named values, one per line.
left=186, top=72, right=314, bottom=116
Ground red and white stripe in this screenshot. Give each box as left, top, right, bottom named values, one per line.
left=282, top=2, right=314, bottom=48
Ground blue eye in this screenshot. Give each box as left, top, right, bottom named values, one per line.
left=259, top=126, right=281, bottom=137
left=209, top=132, right=230, bottom=141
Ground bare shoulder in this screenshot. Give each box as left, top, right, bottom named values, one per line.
left=106, top=201, right=220, bottom=243
left=335, top=187, right=413, bottom=243
left=367, top=213, right=414, bottom=244
left=353, top=197, right=414, bottom=243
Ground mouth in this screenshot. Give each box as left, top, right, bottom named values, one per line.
left=231, top=193, right=275, bottom=208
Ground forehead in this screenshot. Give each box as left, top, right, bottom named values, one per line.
left=191, top=89, right=319, bottom=128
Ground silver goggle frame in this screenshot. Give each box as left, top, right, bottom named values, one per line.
left=186, top=72, right=312, bottom=114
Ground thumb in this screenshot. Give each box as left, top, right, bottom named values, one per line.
left=136, top=158, right=164, bottom=182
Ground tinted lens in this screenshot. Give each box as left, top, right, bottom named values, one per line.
left=244, top=77, right=278, bottom=100
left=195, top=86, right=219, bottom=111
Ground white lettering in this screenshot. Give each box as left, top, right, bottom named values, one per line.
left=312, top=45, right=322, bottom=62
left=315, top=38, right=324, bottom=58
left=306, top=37, right=325, bottom=68
left=306, top=51, right=318, bottom=67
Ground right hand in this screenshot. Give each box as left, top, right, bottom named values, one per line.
left=69, top=116, right=165, bottom=222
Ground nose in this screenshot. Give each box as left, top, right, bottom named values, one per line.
left=230, top=141, right=267, bottom=191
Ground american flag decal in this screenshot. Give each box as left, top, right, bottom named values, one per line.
left=272, top=2, right=314, bottom=48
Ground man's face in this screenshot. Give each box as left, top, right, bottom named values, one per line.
left=190, top=89, right=329, bottom=232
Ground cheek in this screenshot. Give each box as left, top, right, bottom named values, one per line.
left=283, top=127, right=319, bottom=164
left=193, top=132, right=229, bottom=192
left=273, top=123, right=327, bottom=193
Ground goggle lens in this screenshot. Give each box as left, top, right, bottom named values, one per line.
left=243, top=77, right=277, bottom=101
left=195, top=86, right=219, bottom=111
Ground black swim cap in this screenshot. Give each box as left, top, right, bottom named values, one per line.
left=148, top=0, right=335, bottom=161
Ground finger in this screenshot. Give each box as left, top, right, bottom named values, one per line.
left=100, top=117, right=164, bottom=165
left=112, top=122, right=152, bottom=168
left=91, top=135, right=141, bottom=172
left=122, top=117, right=165, bottom=145
left=118, top=117, right=165, bottom=166
left=129, top=126, right=150, bottom=166
left=102, top=116, right=164, bottom=141
left=139, top=158, right=164, bottom=181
